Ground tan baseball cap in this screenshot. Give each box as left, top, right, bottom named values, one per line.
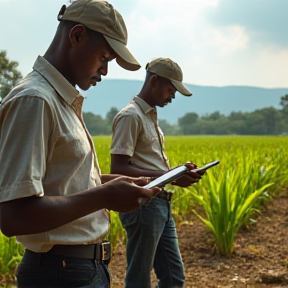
left=146, top=58, right=192, bottom=96
left=58, top=0, right=141, bottom=71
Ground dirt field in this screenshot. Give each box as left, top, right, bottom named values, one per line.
left=109, top=192, right=288, bottom=288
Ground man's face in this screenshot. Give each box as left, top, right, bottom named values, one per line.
left=153, top=76, right=177, bottom=108
left=70, top=26, right=116, bottom=91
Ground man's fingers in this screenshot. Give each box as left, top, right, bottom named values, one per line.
left=197, top=170, right=206, bottom=176
left=118, top=176, right=154, bottom=186
left=186, top=171, right=202, bottom=179
left=151, top=187, right=161, bottom=196
left=133, top=177, right=150, bottom=186
left=142, top=187, right=160, bottom=198
left=185, top=162, right=197, bottom=170
left=139, top=187, right=160, bottom=205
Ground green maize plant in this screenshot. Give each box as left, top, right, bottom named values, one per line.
left=0, top=234, right=24, bottom=283
left=190, top=166, right=273, bottom=255
left=106, top=211, right=126, bottom=249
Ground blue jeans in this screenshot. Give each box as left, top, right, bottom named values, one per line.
left=16, top=249, right=110, bottom=288
left=119, top=196, right=185, bottom=288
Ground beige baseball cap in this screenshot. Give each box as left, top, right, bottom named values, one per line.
left=58, top=0, right=141, bottom=71
left=146, top=58, right=192, bottom=96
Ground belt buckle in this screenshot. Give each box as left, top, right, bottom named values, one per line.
left=167, top=193, right=172, bottom=202
left=101, top=242, right=111, bottom=262
left=96, top=241, right=111, bottom=264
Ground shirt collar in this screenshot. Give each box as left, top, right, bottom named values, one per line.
left=33, top=56, right=80, bottom=105
left=133, top=96, right=155, bottom=115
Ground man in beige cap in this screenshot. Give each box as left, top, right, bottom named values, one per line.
left=0, top=1, right=159, bottom=287
left=110, top=58, right=202, bottom=288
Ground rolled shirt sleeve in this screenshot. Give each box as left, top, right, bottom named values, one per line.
left=0, top=95, right=53, bottom=202
left=110, top=113, right=140, bottom=157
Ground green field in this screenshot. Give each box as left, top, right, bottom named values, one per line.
left=1, top=136, right=288, bottom=285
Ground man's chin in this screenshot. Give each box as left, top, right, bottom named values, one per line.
left=79, top=83, right=94, bottom=91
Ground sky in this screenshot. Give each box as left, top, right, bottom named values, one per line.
left=0, top=0, right=287, bottom=89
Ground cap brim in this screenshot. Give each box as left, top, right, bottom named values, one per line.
left=104, top=36, right=141, bottom=71
left=170, top=79, right=192, bottom=96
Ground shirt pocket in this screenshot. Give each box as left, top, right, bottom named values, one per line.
left=139, top=124, right=159, bottom=148
left=52, top=125, right=92, bottom=172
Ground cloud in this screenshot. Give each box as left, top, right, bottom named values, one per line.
left=108, top=0, right=288, bottom=88
left=107, top=0, right=252, bottom=83
left=205, top=0, right=288, bottom=49
left=119, top=0, right=253, bottom=64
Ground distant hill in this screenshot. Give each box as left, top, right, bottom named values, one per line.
left=81, top=79, right=288, bottom=124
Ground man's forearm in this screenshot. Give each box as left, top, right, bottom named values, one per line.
left=0, top=186, right=108, bottom=237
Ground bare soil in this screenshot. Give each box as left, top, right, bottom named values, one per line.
left=109, top=192, right=288, bottom=288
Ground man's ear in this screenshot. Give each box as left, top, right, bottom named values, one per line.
left=151, top=75, right=158, bottom=87
left=69, top=24, right=86, bottom=47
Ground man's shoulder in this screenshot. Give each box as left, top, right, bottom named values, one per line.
left=119, top=98, right=147, bottom=116
left=112, top=102, right=143, bottom=128
left=117, top=102, right=139, bottom=117
left=2, top=70, right=56, bottom=104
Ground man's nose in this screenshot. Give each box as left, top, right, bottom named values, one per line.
left=100, top=62, right=108, bottom=76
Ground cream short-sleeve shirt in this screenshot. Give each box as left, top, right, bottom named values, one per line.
left=0, top=56, right=109, bottom=252
left=110, top=96, right=170, bottom=172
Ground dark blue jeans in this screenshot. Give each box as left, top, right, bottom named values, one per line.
left=16, top=249, right=110, bottom=288
left=119, top=196, right=185, bottom=288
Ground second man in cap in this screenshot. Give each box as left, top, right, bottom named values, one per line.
left=110, top=57, right=201, bottom=288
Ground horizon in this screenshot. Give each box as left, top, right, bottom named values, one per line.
left=82, top=78, right=288, bottom=91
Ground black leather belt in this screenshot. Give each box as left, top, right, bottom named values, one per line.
left=44, top=242, right=111, bottom=264
left=156, top=190, right=173, bottom=202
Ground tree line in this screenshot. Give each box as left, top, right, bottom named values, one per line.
left=0, top=51, right=22, bottom=102
left=83, top=95, right=288, bottom=136
left=1, top=50, right=287, bottom=136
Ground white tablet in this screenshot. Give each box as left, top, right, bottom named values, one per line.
left=144, top=160, right=220, bottom=189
